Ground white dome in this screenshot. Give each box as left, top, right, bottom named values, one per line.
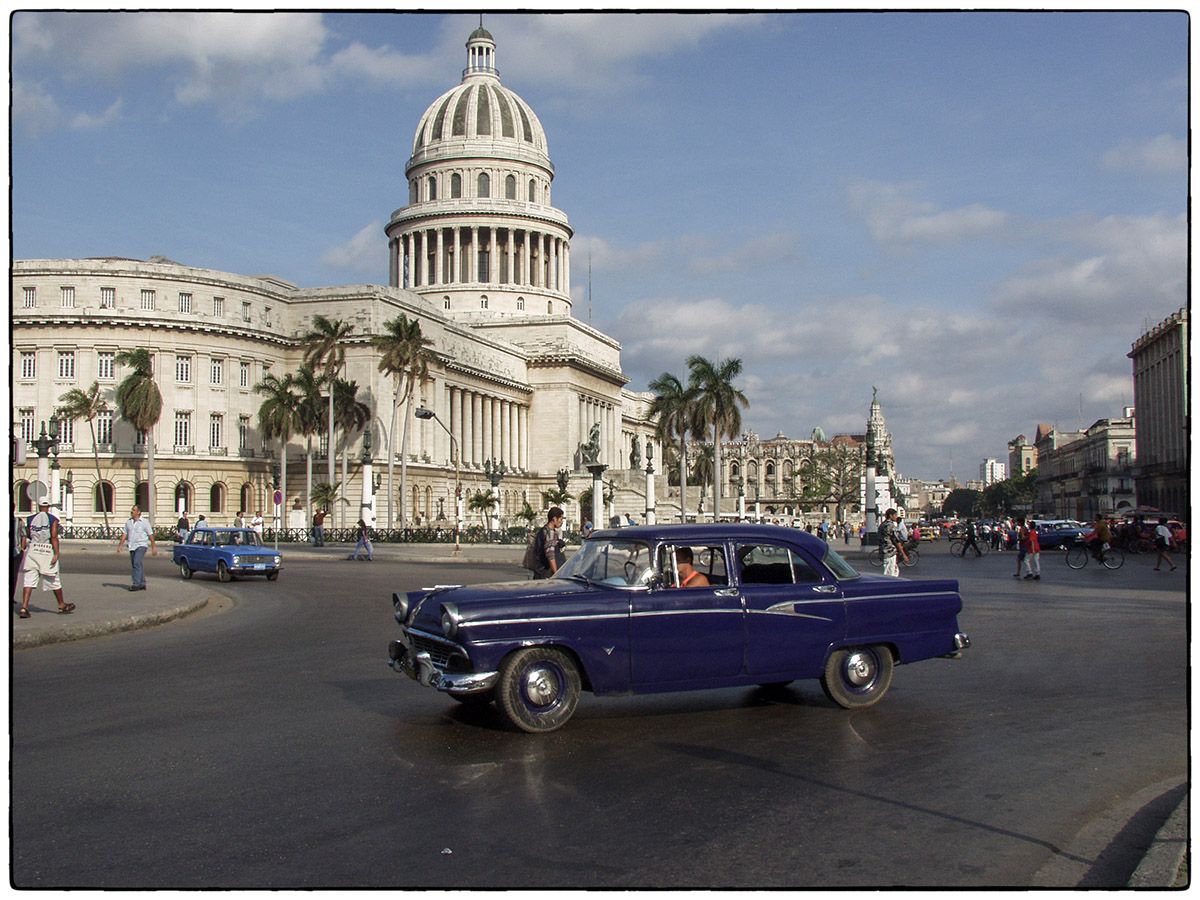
left=412, top=80, right=549, bottom=158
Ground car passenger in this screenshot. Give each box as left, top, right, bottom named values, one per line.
left=672, top=547, right=711, bottom=588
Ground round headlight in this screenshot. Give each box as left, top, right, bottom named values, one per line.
left=440, top=603, right=461, bottom=639
left=273, top=556, right=282, bottom=565
left=231, top=556, right=240, bottom=566
left=393, top=592, right=409, bottom=622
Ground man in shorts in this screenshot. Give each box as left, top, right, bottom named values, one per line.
left=18, top=498, right=75, bottom=618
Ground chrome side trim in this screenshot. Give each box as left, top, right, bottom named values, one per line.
left=757, top=604, right=835, bottom=622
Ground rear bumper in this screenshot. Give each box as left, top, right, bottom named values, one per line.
left=388, top=639, right=498, bottom=695
left=943, top=631, right=971, bottom=659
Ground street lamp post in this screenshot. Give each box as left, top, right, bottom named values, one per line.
left=271, top=462, right=281, bottom=552
left=644, top=442, right=656, bottom=525
left=731, top=472, right=745, bottom=521
left=30, top=419, right=60, bottom=507
left=415, top=407, right=460, bottom=554
left=484, top=458, right=507, bottom=533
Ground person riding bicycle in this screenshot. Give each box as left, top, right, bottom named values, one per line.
left=1088, top=516, right=1112, bottom=561
left=962, top=520, right=982, bottom=557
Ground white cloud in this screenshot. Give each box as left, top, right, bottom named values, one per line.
left=848, top=179, right=1009, bottom=246
left=322, top=221, right=385, bottom=277
left=1101, top=134, right=1186, bottom=175
left=12, top=80, right=61, bottom=135
left=69, top=98, right=124, bottom=131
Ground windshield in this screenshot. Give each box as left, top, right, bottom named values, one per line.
left=821, top=545, right=860, bottom=580
left=556, top=539, right=655, bottom=588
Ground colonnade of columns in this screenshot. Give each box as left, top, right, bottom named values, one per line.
left=444, top=385, right=529, bottom=470
left=393, top=226, right=570, bottom=294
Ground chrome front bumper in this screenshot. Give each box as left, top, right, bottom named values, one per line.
left=942, top=631, right=971, bottom=659
left=388, top=640, right=498, bottom=695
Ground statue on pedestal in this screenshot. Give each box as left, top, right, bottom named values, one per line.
left=579, top=422, right=602, bottom=467
left=630, top=435, right=641, bottom=470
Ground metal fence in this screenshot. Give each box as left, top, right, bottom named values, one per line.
left=60, top=525, right=548, bottom=545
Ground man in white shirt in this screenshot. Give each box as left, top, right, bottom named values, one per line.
left=117, top=505, right=158, bottom=591
left=251, top=510, right=264, bottom=537
left=19, top=499, right=74, bottom=618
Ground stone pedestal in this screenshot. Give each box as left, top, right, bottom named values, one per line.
left=587, top=463, right=607, bottom=531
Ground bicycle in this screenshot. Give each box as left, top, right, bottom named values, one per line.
left=867, top=544, right=919, bottom=568
left=1065, top=539, right=1124, bottom=570
left=950, top=539, right=989, bottom=558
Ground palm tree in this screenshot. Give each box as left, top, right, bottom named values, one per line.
left=372, top=314, right=435, bottom=530
left=114, top=349, right=163, bottom=523
left=58, top=381, right=112, bottom=532
left=301, top=315, right=353, bottom=516
left=467, top=489, right=496, bottom=528
left=687, top=355, right=749, bottom=521
left=692, top=444, right=715, bottom=512
left=254, top=372, right=303, bottom=532
left=648, top=371, right=696, bottom=522
left=293, top=364, right=324, bottom=517
left=332, top=377, right=371, bottom=529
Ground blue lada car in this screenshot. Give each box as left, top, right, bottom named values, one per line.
left=173, top=527, right=282, bottom=582
left=388, top=524, right=969, bottom=732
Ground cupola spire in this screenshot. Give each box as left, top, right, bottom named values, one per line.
left=465, top=18, right=498, bottom=79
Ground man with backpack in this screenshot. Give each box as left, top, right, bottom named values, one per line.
left=527, top=507, right=566, bottom=579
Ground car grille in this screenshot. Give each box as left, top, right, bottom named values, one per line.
left=410, top=633, right=455, bottom=669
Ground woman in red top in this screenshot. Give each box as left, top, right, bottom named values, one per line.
left=1022, top=522, right=1041, bottom=580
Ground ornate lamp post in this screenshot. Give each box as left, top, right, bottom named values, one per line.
left=644, top=442, right=656, bottom=525
left=415, top=406, right=460, bottom=554
left=484, top=458, right=507, bottom=533
left=731, top=472, right=745, bottom=521
left=271, top=462, right=281, bottom=552
left=360, top=428, right=377, bottom=531
left=63, top=470, right=74, bottom=526
left=30, top=419, right=60, bottom=507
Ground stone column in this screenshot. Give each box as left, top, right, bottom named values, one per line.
left=405, top=233, right=414, bottom=288
left=435, top=228, right=444, bottom=285
left=518, top=405, right=528, bottom=471
left=522, top=231, right=531, bottom=285
left=388, top=238, right=398, bottom=287
left=508, top=402, right=518, bottom=468
left=505, top=228, right=515, bottom=285
left=563, top=242, right=571, bottom=297
left=470, top=226, right=479, bottom=285
left=481, top=395, right=493, bottom=461
left=451, top=226, right=460, bottom=283
left=450, top=387, right=462, bottom=466
left=471, top=392, right=483, bottom=466
left=489, top=227, right=498, bottom=286
left=491, top=397, right=501, bottom=463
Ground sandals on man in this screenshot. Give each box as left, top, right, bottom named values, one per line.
left=18, top=608, right=30, bottom=619
left=57, top=603, right=76, bottom=615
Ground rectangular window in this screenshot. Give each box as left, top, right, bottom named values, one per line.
left=213, top=296, right=224, bottom=317
left=239, top=361, right=250, bottom=388
left=174, top=412, right=191, bottom=448
left=22, top=287, right=36, bottom=308
left=239, top=416, right=250, bottom=450
left=135, top=427, right=147, bottom=447
left=97, top=351, right=115, bottom=380
left=96, top=410, right=113, bottom=445
left=175, top=354, right=192, bottom=383
left=264, top=305, right=272, bottom=326
left=209, top=414, right=223, bottom=449
left=56, top=416, right=75, bottom=446
left=100, top=287, right=116, bottom=309
left=20, top=351, right=36, bottom=379
left=20, top=409, right=34, bottom=444
left=210, top=358, right=223, bottom=386
left=141, top=289, right=156, bottom=310
left=242, top=301, right=252, bottom=322
left=179, top=292, right=192, bottom=313
left=60, top=286, right=75, bottom=308
left=57, top=351, right=76, bottom=380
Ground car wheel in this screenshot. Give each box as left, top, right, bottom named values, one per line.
left=217, top=561, right=232, bottom=583
left=179, top=560, right=192, bottom=580
left=821, top=645, right=894, bottom=710
left=266, top=570, right=279, bottom=581
left=495, top=647, right=581, bottom=733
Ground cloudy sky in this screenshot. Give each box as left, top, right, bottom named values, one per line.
left=11, top=10, right=1187, bottom=481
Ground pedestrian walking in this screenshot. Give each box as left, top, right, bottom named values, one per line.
left=117, top=505, right=157, bottom=591
left=176, top=512, right=190, bottom=543
left=1023, top=522, right=1041, bottom=579
left=878, top=508, right=907, bottom=577
left=312, top=508, right=327, bottom=546
left=1014, top=518, right=1030, bottom=577
left=11, top=501, right=26, bottom=601
left=532, top=507, right=566, bottom=579
left=250, top=510, right=264, bottom=537
left=350, top=519, right=373, bottom=560
left=1153, top=518, right=1178, bottom=572
left=18, top=499, right=74, bottom=618
left=962, top=520, right=983, bottom=557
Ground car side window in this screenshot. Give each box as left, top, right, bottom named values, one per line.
left=659, top=545, right=728, bottom=588
left=737, top=544, right=795, bottom=585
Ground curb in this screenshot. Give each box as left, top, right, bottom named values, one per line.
left=1128, top=794, right=1189, bottom=888
left=13, top=594, right=214, bottom=649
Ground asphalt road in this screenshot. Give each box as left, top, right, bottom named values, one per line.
left=12, top=543, right=1188, bottom=888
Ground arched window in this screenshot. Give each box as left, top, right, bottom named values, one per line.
left=516, top=297, right=525, bottom=311
left=477, top=172, right=490, bottom=198
left=505, top=174, right=516, bottom=200
left=209, top=483, right=225, bottom=514
left=443, top=296, right=451, bottom=310
left=16, top=481, right=32, bottom=513
left=136, top=481, right=149, bottom=511
left=547, top=300, right=553, bottom=314
left=174, top=482, right=192, bottom=514
left=240, top=483, right=253, bottom=516
left=409, top=180, right=418, bottom=204
left=528, top=179, right=537, bottom=202
left=480, top=296, right=489, bottom=310
left=94, top=481, right=114, bottom=515
left=765, top=462, right=776, bottom=479
left=451, top=173, right=462, bottom=198
left=427, top=176, right=437, bottom=201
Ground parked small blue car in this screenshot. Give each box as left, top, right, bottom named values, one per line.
left=173, top=527, right=282, bottom=582
left=388, top=523, right=969, bottom=732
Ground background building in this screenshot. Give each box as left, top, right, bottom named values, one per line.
left=11, top=28, right=661, bottom=530
left=1007, top=434, right=1038, bottom=478
left=1033, top=413, right=1136, bottom=521
left=979, top=458, right=1007, bottom=486
left=1128, top=308, right=1188, bottom=514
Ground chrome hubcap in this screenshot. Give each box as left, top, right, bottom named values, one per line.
left=844, top=651, right=876, bottom=689
left=523, top=665, right=561, bottom=707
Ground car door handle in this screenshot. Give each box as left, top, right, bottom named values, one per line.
left=714, top=587, right=740, bottom=597
left=812, top=584, right=839, bottom=594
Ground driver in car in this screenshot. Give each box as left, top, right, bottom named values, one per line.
left=672, top=547, right=711, bottom=588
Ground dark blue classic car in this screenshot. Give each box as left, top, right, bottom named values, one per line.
left=173, top=527, right=282, bottom=582
left=388, top=524, right=969, bottom=732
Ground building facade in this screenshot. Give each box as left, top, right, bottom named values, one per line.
left=1007, top=434, right=1038, bottom=478
left=1128, top=308, right=1188, bottom=514
left=1033, top=414, right=1136, bottom=521
left=979, top=458, right=1007, bottom=486
left=11, top=28, right=661, bottom=530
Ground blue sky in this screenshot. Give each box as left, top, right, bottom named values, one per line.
left=11, top=10, right=1188, bottom=481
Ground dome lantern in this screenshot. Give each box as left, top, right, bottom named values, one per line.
left=465, top=20, right=498, bottom=79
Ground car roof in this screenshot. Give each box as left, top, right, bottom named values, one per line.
left=586, top=522, right=831, bottom=553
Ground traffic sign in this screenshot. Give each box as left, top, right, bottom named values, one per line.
left=273, top=490, right=283, bottom=506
